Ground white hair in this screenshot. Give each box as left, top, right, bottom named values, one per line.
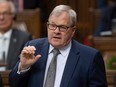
left=0, top=0, right=16, bottom=18
left=49, top=5, right=77, bottom=27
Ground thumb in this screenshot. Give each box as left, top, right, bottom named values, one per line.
left=34, top=54, right=41, bottom=61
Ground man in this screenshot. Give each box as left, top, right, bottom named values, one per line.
left=0, top=0, right=32, bottom=70
left=9, top=5, right=107, bottom=87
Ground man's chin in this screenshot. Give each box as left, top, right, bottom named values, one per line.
left=51, top=43, right=62, bottom=48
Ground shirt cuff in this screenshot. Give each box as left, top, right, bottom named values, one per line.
left=17, top=62, right=30, bottom=74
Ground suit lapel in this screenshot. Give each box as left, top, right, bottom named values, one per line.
left=7, top=30, right=18, bottom=68
left=60, top=40, right=80, bottom=87
left=33, top=39, right=49, bottom=87
left=35, top=39, right=49, bottom=63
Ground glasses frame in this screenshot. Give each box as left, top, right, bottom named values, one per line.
left=0, top=12, right=13, bottom=17
left=47, top=22, right=73, bottom=32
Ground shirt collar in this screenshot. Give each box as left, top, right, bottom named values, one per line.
left=49, top=41, right=72, bottom=57
left=0, top=29, right=12, bottom=39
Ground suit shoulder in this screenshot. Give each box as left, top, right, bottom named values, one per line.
left=73, top=40, right=103, bottom=62
left=26, top=38, right=48, bottom=46
left=12, top=29, right=31, bottom=37
left=73, top=40, right=99, bottom=54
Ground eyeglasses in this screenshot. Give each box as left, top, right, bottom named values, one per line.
left=0, top=12, right=12, bottom=17
left=47, top=22, right=72, bottom=32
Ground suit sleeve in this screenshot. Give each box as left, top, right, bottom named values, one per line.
left=89, top=52, right=108, bottom=87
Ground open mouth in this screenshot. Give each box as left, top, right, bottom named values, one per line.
left=53, top=36, right=61, bottom=39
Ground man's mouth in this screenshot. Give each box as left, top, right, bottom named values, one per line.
left=53, top=36, right=61, bottom=39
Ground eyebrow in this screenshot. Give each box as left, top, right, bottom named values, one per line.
left=48, top=22, right=69, bottom=27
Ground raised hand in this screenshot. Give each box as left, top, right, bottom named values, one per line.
left=20, top=46, right=41, bottom=70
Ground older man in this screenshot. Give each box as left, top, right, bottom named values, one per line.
left=9, top=5, right=107, bottom=87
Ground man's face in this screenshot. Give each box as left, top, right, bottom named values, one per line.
left=47, top=12, right=75, bottom=48
left=0, top=2, right=13, bottom=33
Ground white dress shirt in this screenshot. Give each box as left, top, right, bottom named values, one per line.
left=0, top=29, right=12, bottom=70
left=43, top=42, right=71, bottom=87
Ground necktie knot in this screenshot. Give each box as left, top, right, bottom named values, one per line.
left=52, top=48, right=60, bottom=56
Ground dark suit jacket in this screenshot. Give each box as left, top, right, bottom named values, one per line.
left=9, top=38, right=107, bottom=87
left=6, top=29, right=32, bottom=69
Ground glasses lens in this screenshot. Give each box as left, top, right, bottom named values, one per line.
left=48, top=24, right=56, bottom=30
left=59, top=26, right=68, bottom=32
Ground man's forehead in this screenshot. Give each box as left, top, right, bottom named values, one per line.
left=0, top=3, right=11, bottom=12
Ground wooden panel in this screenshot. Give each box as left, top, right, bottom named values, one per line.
left=92, top=37, right=116, bottom=53
left=16, top=9, right=41, bottom=38
left=107, top=70, right=116, bottom=87
left=0, top=70, right=11, bottom=87
left=74, top=22, right=92, bottom=43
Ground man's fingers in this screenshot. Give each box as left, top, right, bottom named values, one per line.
left=21, top=46, right=37, bottom=59
left=22, top=46, right=36, bottom=54
left=21, top=46, right=41, bottom=61
left=27, top=46, right=36, bottom=54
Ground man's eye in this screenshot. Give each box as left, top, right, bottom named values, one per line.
left=60, top=26, right=67, bottom=29
left=51, top=24, right=56, bottom=27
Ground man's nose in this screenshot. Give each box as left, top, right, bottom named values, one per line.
left=54, top=26, right=60, bottom=32
left=0, top=14, right=4, bottom=20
